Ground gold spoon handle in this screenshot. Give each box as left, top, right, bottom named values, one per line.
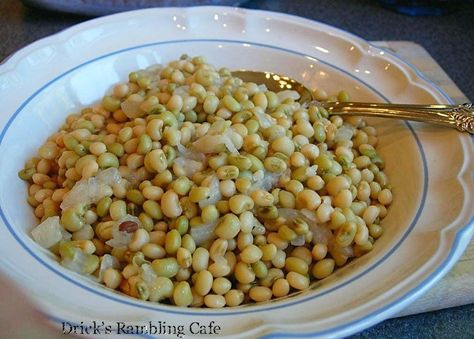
left=322, top=102, right=474, bottom=134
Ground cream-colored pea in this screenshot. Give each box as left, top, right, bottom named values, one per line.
left=312, top=243, right=328, bottom=260
left=267, top=232, right=289, bottom=250
left=238, top=211, right=253, bottom=233
left=214, top=214, right=240, bottom=240
left=327, top=176, right=350, bottom=196
left=208, top=261, right=231, bottom=278
left=301, top=143, right=320, bottom=161
left=290, top=247, right=313, bottom=265
left=142, top=186, right=164, bottom=201
left=260, top=243, right=277, bottom=261
left=89, top=142, right=107, bottom=156
left=290, top=152, right=306, bottom=167
left=122, top=264, right=139, bottom=279
left=166, top=94, right=183, bottom=112
left=192, top=247, right=210, bottom=272
left=295, top=189, right=321, bottom=210
left=249, top=286, right=272, bottom=302
left=271, top=249, right=286, bottom=269
left=194, top=270, right=213, bottom=296
left=307, top=175, right=325, bottom=191
left=72, top=224, right=94, bottom=241
left=228, top=194, right=254, bottom=214
left=128, top=229, right=150, bottom=252
left=204, top=294, right=226, bottom=308
left=219, top=179, right=236, bottom=198
left=109, top=200, right=127, bottom=220
left=272, top=278, right=290, bottom=298
left=212, top=277, right=232, bottom=295
left=237, top=232, right=254, bottom=251
left=250, top=189, right=274, bottom=207
left=357, top=181, right=371, bottom=201
left=173, top=281, right=193, bottom=307
left=285, top=257, right=309, bottom=275
left=103, top=268, right=122, bottom=289
left=333, top=189, right=353, bottom=208
left=234, top=262, right=255, bottom=284
left=295, top=119, right=314, bottom=138
left=312, top=258, right=335, bottom=279
left=378, top=189, right=393, bottom=205
left=209, top=238, right=228, bottom=262
left=203, top=94, right=219, bottom=114
left=225, top=289, right=244, bottom=307
left=354, top=222, right=369, bottom=245
left=316, top=203, right=333, bottom=223
left=160, top=190, right=182, bottom=218
left=240, top=245, right=263, bottom=264
left=287, top=271, right=309, bottom=290
left=148, top=277, right=174, bottom=302
left=271, top=136, right=295, bottom=156
left=142, top=243, right=166, bottom=259
left=363, top=205, right=379, bottom=225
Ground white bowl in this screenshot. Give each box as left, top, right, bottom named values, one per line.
left=0, top=7, right=473, bottom=338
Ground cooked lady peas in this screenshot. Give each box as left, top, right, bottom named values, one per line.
left=25, top=55, right=392, bottom=308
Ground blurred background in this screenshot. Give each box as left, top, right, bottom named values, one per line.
left=0, top=0, right=473, bottom=338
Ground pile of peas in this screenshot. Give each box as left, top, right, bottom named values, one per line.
left=20, top=55, right=392, bottom=308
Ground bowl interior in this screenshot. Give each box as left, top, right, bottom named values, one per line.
left=0, top=41, right=425, bottom=313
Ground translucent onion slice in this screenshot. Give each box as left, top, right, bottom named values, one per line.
left=60, top=168, right=121, bottom=210
left=31, top=216, right=71, bottom=249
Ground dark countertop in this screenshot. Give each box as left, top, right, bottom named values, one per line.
left=1, top=0, right=473, bottom=337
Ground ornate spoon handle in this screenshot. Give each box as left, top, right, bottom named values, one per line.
left=321, top=102, right=474, bottom=134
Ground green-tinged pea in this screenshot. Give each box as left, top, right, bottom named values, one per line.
left=139, top=213, right=154, bottom=232
left=151, top=257, right=179, bottom=278
left=82, top=254, right=100, bottom=274
left=222, top=95, right=241, bottom=113
left=127, top=189, right=145, bottom=205
left=73, top=144, right=88, bottom=156
left=63, top=135, right=79, bottom=150
left=107, top=143, right=124, bottom=157
left=159, top=111, right=178, bottom=128
left=137, top=134, right=153, bottom=154
left=335, top=222, right=357, bottom=247
left=73, top=120, right=95, bottom=133
left=245, top=119, right=259, bottom=135
left=264, top=157, right=287, bottom=173
left=102, top=96, right=121, bottom=112
left=201, top=205, right=219, bottom=224
left=18, top=168, right=35, bottom=181
left=314, top=123, right=326, bottom=143
left=228, top=154, right=252, bottom=171
left=256, top=206, right=278, bottom=219
left=252, top=146, right=267, bottom=160
left=216, top=165, right=239, bottom=180
left=231, top=111, right=252, bottom=124
left=173, top=281, right=193, bottom=307
left=165, top=229, right=181, bottom=254
left=171, top=177, right=192, bottom=196
left=315, top=154, right=332, bottom=171
left=61, top=207, right=85, bottom=232
left=97, top=152, right=119, bottom=169
left=215, top=214, right=240, bottom=240
left=96, top=196, right=112, bottom=217
left=143, top=200, right=163, bottom=220
left=251, top=261, right=268, bottom=279
left=174, top=216, right=189, bottom=235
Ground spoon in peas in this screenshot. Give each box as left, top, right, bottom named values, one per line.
left=231, top=70, right=474, bottom=134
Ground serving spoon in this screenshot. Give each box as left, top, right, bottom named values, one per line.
left=232, top=70, right=474, bottom=134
